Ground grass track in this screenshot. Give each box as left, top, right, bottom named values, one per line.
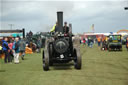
left=0, top=44, right=128, bottom=85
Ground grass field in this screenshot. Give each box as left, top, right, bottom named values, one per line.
left=0, top=44, right=128, bottom=85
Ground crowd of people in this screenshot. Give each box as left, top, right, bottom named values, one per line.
left=80, top=37, right=95, bottom=48
left=0, top=37, right=26, bottom=64
left=80, top=36, right=107, bottom=49
left=80, top=36, right=128, bottom=51
left=80, top=36, right=110, bottom=49
left=81, top=37, right=94, bottom=48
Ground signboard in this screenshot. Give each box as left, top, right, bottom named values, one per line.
left=11, top=33, right=22, bottom=37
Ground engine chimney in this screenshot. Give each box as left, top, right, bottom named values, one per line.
left=57, top=11, right=63, bottom=33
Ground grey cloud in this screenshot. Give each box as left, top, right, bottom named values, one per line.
left=0, top=0, right=128, bottom=33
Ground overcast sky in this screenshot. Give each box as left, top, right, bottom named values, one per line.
left=0, top=0, right=128, bottom=34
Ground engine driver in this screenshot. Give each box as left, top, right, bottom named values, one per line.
left=50, top=22, right=59, bottom=32
left=63, top=22, right=69, bottom=34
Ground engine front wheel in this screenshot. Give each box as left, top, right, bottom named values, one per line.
left=42, top=49, right=49, bottom=71
left=49, top=44, right=53, bottom=66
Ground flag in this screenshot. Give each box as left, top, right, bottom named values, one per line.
left=91, top=24, right=94, bottom=32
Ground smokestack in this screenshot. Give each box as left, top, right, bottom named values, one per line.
left=124, top=7, right=128, bottom=10
left=57, top=11, right=63, bottom=33
left=22, top=28, right=25, bottom=38
left=69, top=23, right=72, bottom=33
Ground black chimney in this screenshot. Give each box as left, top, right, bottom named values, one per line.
left=57, top=11, right=63, bottom=33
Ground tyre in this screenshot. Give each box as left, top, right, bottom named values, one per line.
left=49, top=44, right=53, bottom=66
left=120, top=47, right=122, bottom=51
left=42, top=43, right=49, bottom=71
left=74, top=48, right=81, bottom=69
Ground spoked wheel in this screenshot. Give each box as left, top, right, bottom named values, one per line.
left=74, top=48, right=81, bottom=69
left=42, top=43, right=49, bottom=71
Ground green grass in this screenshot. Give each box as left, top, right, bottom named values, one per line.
left=0, top=44, right=128, bottom=85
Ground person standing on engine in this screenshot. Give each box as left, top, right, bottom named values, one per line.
left=50, top=22, right=59, bottom=32
left=63, top=22, right=69, bottom=34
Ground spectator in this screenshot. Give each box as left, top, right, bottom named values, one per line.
left=36, top=38, right=41, bottom=53
left=80, top=39, right=81, bottom=44
left=14, top=38, right=20, bottom=64
left=86, top=38, right=89, bottom=46
left=0, top=43, right=3, bottom=57
left=19, top=38, right=26, bottom=60
left=8, top=39, right=14, bottom=62
left=126, top=37, right=128, bottom=51
left=88, top=37, right=91, bottom=47
left=2, top=37, right=11, bottom=63
left=85, top=38, right=88, bottom=44
left=89, top=38, right=93, bottom=48
left=83, top=38, right=86, bottom=45
left=12, top=38, right=16, bottom=58
left=101, top=40, right=107, bottom=50
left=97, top=37, right=101, bottom=47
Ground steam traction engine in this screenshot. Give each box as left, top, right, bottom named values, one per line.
left=42, top=11, right=81, bottom=71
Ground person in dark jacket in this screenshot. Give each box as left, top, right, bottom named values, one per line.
left=2, top=37, right=11, bottom=63
left=63, top=22, right=69, bottom=34
left=126, top=37, right=128, bottom=51
left=36, top=38, right=41, bottom=53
